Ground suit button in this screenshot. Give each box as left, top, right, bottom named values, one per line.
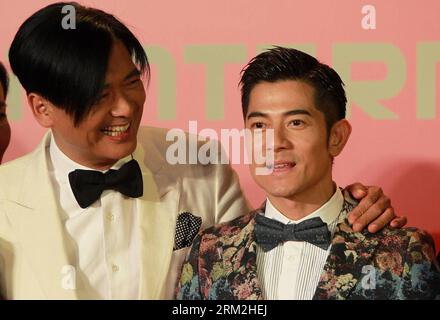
left=112, top=264, right=119, bottom=272
left=107, top=213, right=115, bottom=221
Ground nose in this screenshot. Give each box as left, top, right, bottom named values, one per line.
left=273, top=126, right=292, bottom=153
left=110, top=92, right=135, bottom=118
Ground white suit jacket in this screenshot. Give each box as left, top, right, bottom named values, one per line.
left=0, top=126, right=249, bottom=299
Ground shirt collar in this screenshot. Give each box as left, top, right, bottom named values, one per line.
left=264, top=186, right=344, bottom=226
left=49, top=131, right=132, bottom=184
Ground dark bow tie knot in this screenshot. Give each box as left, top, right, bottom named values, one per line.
left=283, top=224, right=299, bottom=241
left=103, top=169, right=121, bottom=187
left=69, top=159, right=143, bottom=209
left=255, top=214, right=331, bottom=252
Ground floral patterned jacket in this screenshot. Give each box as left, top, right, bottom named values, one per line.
left=175, top=198, right=440, bottom=300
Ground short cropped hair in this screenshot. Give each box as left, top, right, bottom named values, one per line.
left=0, top=61, right=8, bottom=98
left=9, top=2, right=149, bottom=126
left=240, top=46, right=347, bottom=134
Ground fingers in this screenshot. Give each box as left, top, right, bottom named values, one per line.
left=366, top=207, right=395, bottom=233
left=348, top=186, right=383, bottom=225
left=345, top=183, right=368, bottom=199
left=344, top=184, right=405, bottom=233
left=350, top=190, right=391, bottom=232
left=390, top=216, right=407, bottom=229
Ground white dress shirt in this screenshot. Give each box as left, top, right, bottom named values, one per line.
left=47, top=133, right=140, bottom=299
left=256, top=187, right=344, bottom=300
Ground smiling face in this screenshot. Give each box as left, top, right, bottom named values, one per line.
left=246, top=80, right=342, bottom=207
left=0, top=84, right=11, bottom=163
left=42, top=41, right=146, bottom=169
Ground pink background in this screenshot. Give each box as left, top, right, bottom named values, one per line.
left=1, top=0, right=439, bottom=250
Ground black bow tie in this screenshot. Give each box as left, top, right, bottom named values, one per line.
left=254, top=214, right=331, bottom=252
left=68, top=159, right=143, bottom=209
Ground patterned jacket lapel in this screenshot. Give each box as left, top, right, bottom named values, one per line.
left=221, top=210, right=265, bottom=300
left=211, top=200, right=380, bottom=300
left=313, top=200, right=379, bottom=300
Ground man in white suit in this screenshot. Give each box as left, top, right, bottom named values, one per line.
left=0, top=2, right=404, bottom=299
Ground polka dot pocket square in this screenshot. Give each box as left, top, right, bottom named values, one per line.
left=173, top=212, right=202, bottom=250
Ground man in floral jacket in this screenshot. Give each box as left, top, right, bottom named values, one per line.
left=175, top=47, right=440, bottom=300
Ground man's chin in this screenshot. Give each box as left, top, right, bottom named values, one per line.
left=261, top=184, right=297, bottom=199
left=267, top=191, right=298, bottom=200
left=103, top=144, right=136, bottom=162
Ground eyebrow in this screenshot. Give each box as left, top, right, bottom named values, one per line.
left=102, top=68, right=141, bottom=90
left=246, top=109, right=312, bottom=120
left=124, top=68, right=141, bottom=81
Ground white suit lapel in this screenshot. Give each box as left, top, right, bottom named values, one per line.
left=134, top=143, right=178, bottom=299
left=5, top=133, right=78, bottom=299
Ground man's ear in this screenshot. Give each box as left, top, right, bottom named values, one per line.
left=27, top=93, right=54, bottom=128
left=328, top=119, right=352, bottom=157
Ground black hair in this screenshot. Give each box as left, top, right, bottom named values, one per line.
left=240, top=46, right=347, bottom=134
left=0, top=61, right=8, bottom=98
left=9, top=2, right=149, bottom=126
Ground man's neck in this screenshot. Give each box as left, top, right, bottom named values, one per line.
left=51, top=134, right=119, bottom=171
left=268, top=180, right=336, bottom=221
left=60, top=151, right=117, bottom=172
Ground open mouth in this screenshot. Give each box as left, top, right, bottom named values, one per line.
left=274, top=163, right=295, bottom=169
left=101, top=123, right=130, bottom=137
left=267, top=161, right=296, bottom=172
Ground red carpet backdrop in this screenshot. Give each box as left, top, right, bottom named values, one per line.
left=1, top=0, right=439, bottom=249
